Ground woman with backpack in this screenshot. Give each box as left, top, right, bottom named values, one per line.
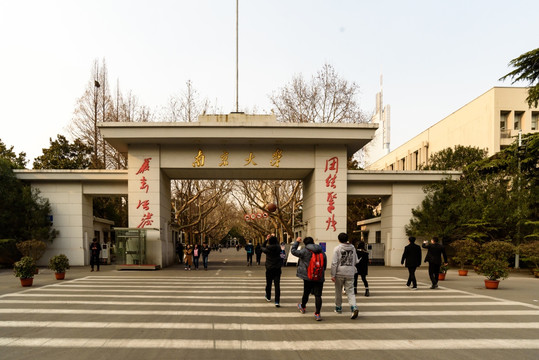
left=291, top=236, right=327, bottom=321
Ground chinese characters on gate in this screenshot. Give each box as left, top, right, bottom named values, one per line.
left=136, top=158, right=153, bottom=228
left=324, top=156, right=339, bottom=232
left=192, top=148, right=283, bottom=168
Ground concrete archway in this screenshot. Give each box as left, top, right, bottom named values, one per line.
left=16, top=114, right=453, bottom=267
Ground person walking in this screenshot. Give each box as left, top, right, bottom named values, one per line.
left=176, top=241, right=184, bottom=264
left=401, top=236, right=422, bottom=289
left=201, top=242, right=211, bottom=270
left=354, top=241, right=370, bottom=297
left=422, top=237, right=448, bottom=289
left=184, top=244, right=193, bottom=271
left=255, top=243, right=263, bottom=265
left=291, top=236, right=327, bottom=321
left=89, top=238, right=101, bottom=272
left=192, top=243, right=200, bottom=270
left=245, top=241, right=254, bottom=266
left=261, top=235, right=282, bottom=307
left=331, top=232, right=359, bottom=319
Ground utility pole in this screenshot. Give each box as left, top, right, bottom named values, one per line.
left=235, top=0, right=239, bottom=113
left=93, top=66, right=100, bottom=168
left=515, top=130, right=523, bottom=269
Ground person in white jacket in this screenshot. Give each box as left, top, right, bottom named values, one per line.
left=331, top=232, right=359, bottom=319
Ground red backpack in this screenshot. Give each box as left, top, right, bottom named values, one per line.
left=307, top=250, right=324, bottom=281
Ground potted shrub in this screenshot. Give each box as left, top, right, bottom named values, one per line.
left=48, top=254, right=70, bottom=280
left=451, top=239, right=479, bottom=276
left=13, top=256, right=37, bottom=287
left=438, top=263, right=449, bottom=280
left=519, top=241, right=539, bottom=278
left=474, top=241, right=515, bottom=289
left=16, top=239, right=47, bottom=274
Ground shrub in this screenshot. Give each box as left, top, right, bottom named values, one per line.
left=13, top=256, right=37, bottom=279
left=451, top=239, right=479, bottom=269
left=474, top=241, right=515, bottom=281
left=519, top=241, right=539, bottom=270
left=16, top=239, right=47, bottom=262
left=48, top=254, right=70, bottom=273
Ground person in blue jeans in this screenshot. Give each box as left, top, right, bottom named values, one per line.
left=201, top=242, right=211, bottom=270
left=245, top=241, right=254, bottom=266
left=192, top=244, right=200, bottom=270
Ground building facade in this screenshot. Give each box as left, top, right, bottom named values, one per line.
left=367, top=87, right=539, bottom=170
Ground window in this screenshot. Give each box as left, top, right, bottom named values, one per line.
left=532, top=112, right=538, bottom=131
left=514, top=111, right=523, bottom=130
left=375, top=231, right=381, bottom=244
left=413, top=151, right=419, bottom=170
left=500, top=110, right=510, bottom=130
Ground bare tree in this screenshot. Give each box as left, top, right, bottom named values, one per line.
left=69, top=59, right=154, bottom=170
left=270, top=63, right=367, bottom=124
left=164, top=80, right=209, bottom=122
left=233, top=180, right=302, bottom=243
left=171, top=180, right=233, bottom=244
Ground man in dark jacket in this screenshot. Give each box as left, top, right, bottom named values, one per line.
left=291, top=236, right=327, bottom=321
left=261, top=235, right=282, bottom=307
left=401, top=236, right=422, bottom=289
left=89, top=238, right=101, bottom=272
left=422, top=236, right=448, bottom=289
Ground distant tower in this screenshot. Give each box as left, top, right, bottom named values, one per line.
left=365, top=75, right=391, bottom=166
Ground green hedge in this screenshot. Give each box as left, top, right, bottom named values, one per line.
left=0, top=239, right=22, bottom=267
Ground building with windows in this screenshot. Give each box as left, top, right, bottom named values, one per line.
left=367, top=87, right=538, bottom=170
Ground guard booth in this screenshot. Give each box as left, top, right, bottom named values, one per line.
left=114, top=228, right=160, bottom=270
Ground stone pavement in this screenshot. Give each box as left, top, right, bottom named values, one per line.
left=0, top=248, right=538, bottom=360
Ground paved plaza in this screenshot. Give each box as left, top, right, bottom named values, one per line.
left=1, top=248, right=538, bottom=360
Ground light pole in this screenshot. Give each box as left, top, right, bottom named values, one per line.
left=94, top=79, right=100, bottom=167
left=515, top=130, right=523, bottom=269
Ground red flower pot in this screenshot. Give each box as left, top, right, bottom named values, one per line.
left=458, top=269, right=468, bottom=276
left=438, top=273, right=446, bottom=281
left=20, top=278, right=34, bottom=287
left=484, top=279, right=500, bottom=289
left=55, top=272, right=65, bottom=280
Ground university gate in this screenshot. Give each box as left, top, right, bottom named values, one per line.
left=16, top=113, right=453, bottom=267
left=99, top=113, right=377, bottom=267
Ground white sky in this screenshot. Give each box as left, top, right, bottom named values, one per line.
left=1, top=0, right=537, bottom=166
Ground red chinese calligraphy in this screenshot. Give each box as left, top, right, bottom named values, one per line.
left=324, top=157, right=339, bottom=174
left=324, top=156, right=339, bottom=231
left=137, top=200, right=150, bottom=211
left=136, top=158, right=152, bottom=175
left=325, top=214, right=337, bottom=232
left=326, top=192, right=337, bottom=213
left=137, top=212, right=154, bottom=228
left=140, top=176, right=149, bottom=193
left=325, top=173, right=337, bottom=189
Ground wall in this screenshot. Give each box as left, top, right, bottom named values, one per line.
left=30, top=182, right=93, bottom=266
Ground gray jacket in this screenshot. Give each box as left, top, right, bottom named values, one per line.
left=291, top=241, right=327, bottom=282
left=331, top=242, right=358, bottom=278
